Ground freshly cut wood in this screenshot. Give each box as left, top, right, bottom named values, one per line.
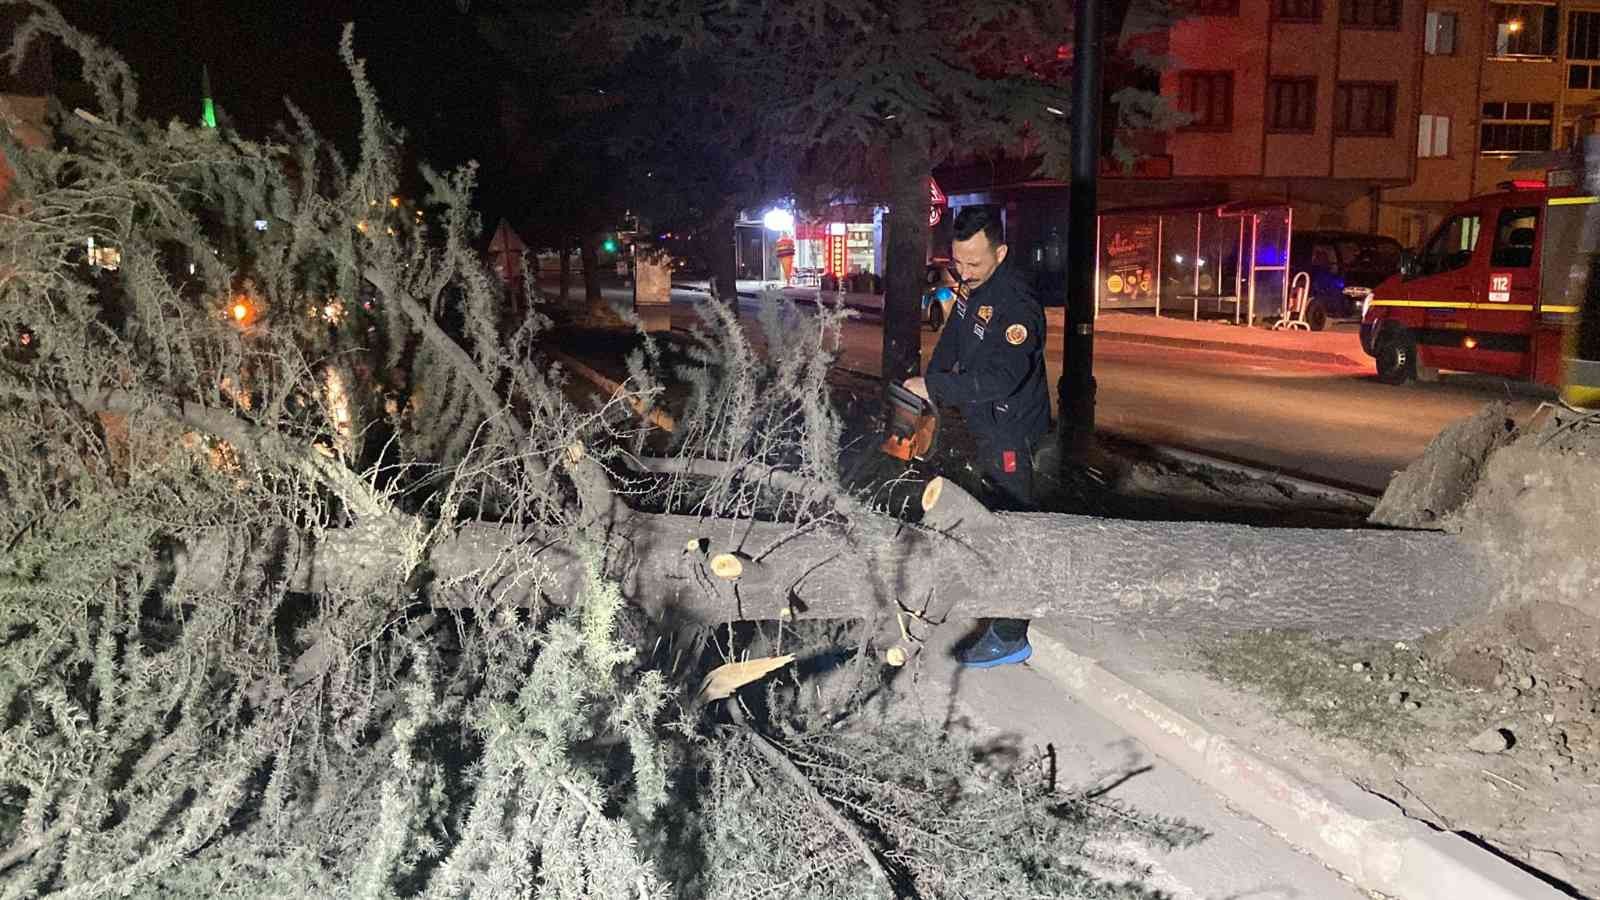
left=696, top=655, right=796, bottom=702
left=920, top=475, right=993, bottom=532
left=710, top=553, right=745, bottom=580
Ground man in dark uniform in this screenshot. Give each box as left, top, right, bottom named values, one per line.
left=903, top=205, right=1051, bottom=667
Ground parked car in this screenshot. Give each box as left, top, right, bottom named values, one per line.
left=1290, top=231, right=1404, bottom=330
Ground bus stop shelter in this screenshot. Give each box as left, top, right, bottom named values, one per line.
left=1095, top=201, right=1294, bottom=326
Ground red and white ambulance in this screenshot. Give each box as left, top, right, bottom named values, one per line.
left=1359, top=166, right=1600, bottom=407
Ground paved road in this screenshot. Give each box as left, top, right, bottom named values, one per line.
left=740, top=295, right=1545, bottom=493
left=573, top=283, right=1546, bottom=493
left=1081, top=343, right=1542, bottom=493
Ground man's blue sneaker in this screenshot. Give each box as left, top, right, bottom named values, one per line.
left=956, top=625, right=1032, bottom=668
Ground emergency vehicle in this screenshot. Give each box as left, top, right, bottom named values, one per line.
left=1359, top=146, right=1600, bottom=408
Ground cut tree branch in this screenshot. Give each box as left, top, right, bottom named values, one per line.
left=362, top=266, right=549, bottom=483
left=51, top=386, right=404, bottom=527
left=633, top=455, right=867, bottom=518
left=726, top=700, right=892, bottom=892
left=165, top=478, right=1499, bottom=640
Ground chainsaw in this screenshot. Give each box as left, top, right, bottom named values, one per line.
left=880, top=381, right=938, bottom=461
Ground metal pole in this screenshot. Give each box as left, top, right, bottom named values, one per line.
left=1235, top=217, right=1244, bottom=325
left=1193, top=214, right=1201, bottom=322
left=1061, top=0, right=1103, bottom=458
left=1093, top=213, right=1102, bottom=319
left=1283, top=206, right=1294, bottom=322
left=1248, top=215, right=1259, bottom=327
left=1154, top=216, right=1163, bottom=318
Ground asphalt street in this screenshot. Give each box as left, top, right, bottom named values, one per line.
left=557, top=280, right=1546, bottom=494
left=741, top=293, right=1540, bottom=493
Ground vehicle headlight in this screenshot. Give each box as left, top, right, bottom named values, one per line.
left=1361, top=295, right=1373, bottom=319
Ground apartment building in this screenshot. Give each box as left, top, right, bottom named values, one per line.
left=1160, top=0, right=1428, bottom=231
left=942, top=0, right=1600, bottom=283
left=1383, top=0, right=1594, bottom=244
left=938, top=0, right=1432, bottom=293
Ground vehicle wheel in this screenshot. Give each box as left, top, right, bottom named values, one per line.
left=927, top=302, right=944, bottom=331
left=1305, top=301, right=1328, bottom=332
left=1374, top=327, right=1417, bottom=385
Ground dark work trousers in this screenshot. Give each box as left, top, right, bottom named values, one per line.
left=977, top=439, right=1036, bottom=643
left=977, top=439, right=1037, bottom=511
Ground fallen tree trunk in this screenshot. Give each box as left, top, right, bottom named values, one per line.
left=169, top=478, right=1499, bottom=652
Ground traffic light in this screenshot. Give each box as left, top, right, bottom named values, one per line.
left=602, top=236, right=619, bottom=253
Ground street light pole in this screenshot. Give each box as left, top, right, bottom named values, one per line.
left=1061, top=0, right=1103, bottom=459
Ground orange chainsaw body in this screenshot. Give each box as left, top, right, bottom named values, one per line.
left=881, top=382, right=938, bottom=461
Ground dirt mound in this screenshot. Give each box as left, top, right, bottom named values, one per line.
left=1255, top=404, right=1600, bottom=891
left=1368, top=402, right=1517, bottom=530
left=1371, top=402, right=1600, bottom=689
left=1454, top=415, right=1600, bottom=619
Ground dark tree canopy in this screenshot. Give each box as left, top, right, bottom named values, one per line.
left=489, top=0, right=1175, bottom=376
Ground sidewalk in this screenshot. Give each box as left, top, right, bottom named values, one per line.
left=677, top=280, right=1369, bottom=370
left=673, top=279, right=888, bottom=316
left=1023, top=626, right=1572, bottom=900
left=1086, top=310, right=1367, bottom=369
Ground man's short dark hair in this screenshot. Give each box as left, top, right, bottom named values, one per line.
left=953, top=206, right=1004, bottom=247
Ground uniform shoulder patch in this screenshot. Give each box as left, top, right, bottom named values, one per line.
left=976, top=305, right=993, bottom=323
left=1005, top=323, right=1028, bottom=346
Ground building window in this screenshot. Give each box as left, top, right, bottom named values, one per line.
left=1276, top=0, right=1321, bottom=21
left=1481, top=102, right=1554, bottom=153
left=1573, top=11, right=1600, bottom=58
left=1425, top=10, right=1457, bottom=55
left=1491, top=3, right=1559, bottom=59
left=1418, top=113, right=1451, bottom=156
left=1268, top=78, right=1317, bottom=131
left=1569, top=11, right=1600, bottom=87
left=1334, top=82, right=1397, bottom=136
left=1569, top=64, right=1600, bottom=89
left=1179, top=0, right=1241, bottom=14
left=1341, top=0, right=1401, bottom=30
left=1177, top=71, right=1234, bottom=130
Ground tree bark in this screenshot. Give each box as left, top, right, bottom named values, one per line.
left=881, top=130, right=933, bottom=386
left=167, top=478, right=1497, bottom=645
left=710, top=207, right=740, bottom=316
left=559, top=241, right=572, bottom=303
left=581, top=236, right=602, bottom=305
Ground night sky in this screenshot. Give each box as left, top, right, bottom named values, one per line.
left=50, top=0, right=499, bottom=174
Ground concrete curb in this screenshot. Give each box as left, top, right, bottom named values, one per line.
left=1141, top=442, right=1382, bottom=508
left=1025, top=628, right=1569, bottom=899
left=1094, top=329, right=1367, bottom=369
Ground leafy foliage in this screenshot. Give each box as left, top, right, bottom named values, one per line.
left=697, top=719, right=1203, bottom=899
